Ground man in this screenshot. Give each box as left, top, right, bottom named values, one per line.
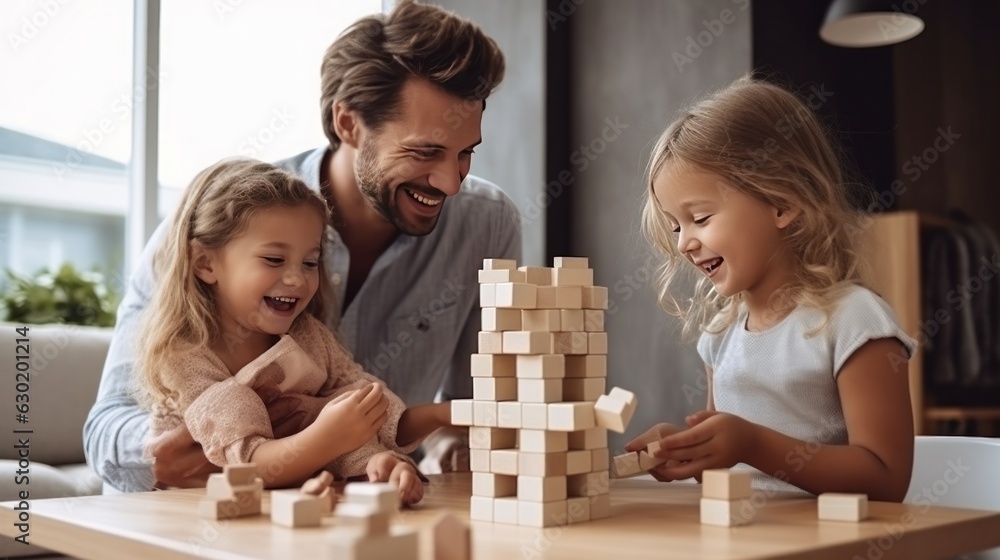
left=83, top=0, right=520, bottom=491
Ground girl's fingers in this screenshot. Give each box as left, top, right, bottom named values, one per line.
left=656, top=441, right=712, bottom=463
left=659, top=456, right=714, bottom=480
left=685, top=410, right=717, bottom=427
left=358, top=382, right=383, bottom=410
left=367, top=396, right=390, bottom=422
left=660, top=425, right=712, bottom=450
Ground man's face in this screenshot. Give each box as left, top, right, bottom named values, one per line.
left=354, top=78, right=484, bottom=236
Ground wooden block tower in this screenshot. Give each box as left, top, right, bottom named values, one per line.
left=699, top=469, right=754, bottom=527
left=452, top=257, right=613, bottom=527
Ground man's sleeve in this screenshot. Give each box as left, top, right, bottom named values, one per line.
left=82, top=220, right=168, bottom=492
left=441, top=196, right=522, bottom=401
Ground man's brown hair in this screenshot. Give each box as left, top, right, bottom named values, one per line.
left=320, top=0, right=506, bottom=150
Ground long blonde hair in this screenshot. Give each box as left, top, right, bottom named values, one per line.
left=136, top=158, right=331, bottom=411
left=641, top=75, right=871, bottom=339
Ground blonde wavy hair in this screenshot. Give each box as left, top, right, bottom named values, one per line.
left=641, top=75, right=872, bottom=339
left=136, top=158, right=331, bottom=412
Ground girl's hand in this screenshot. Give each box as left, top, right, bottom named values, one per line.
left=647, top=411, right=757, bottom=480
left=624, top=422, right=684, bottom=453
left=366, top=452, right=424, bottom=505
left=316, top=383, right=389, bottom=454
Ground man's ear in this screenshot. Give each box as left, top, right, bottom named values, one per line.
left=190, top=243, right=218, bottom=285
left=774, top=205, right=801, bottom=229
left=332, top=100, right=363, bottom=149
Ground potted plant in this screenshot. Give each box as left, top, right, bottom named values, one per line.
left=1, top=263, right=118, bottom=327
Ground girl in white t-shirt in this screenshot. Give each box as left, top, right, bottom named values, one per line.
left=626, top=75, right=917, bottom=501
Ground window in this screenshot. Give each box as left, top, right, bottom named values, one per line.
left=0, top=1, right=380, bottom=293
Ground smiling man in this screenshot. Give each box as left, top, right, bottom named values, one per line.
left=84, top=0, right=520, bottom=491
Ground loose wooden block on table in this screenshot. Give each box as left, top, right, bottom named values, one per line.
left=432, top=512, right=472, bottom=560
left=700, top=497, right=754, bottom=527
left=516, top=354, right=565, bottom=378
left=818, top=493, right=869, bottom=522
left=471, top=354, right=516, bottom=377
left=702, top=469, right=752, bottom=500
left=270, top=490, right=322, bottom=528
left=329, top=527, right=418, bottom=560
left=344, top=483, right=398, bottom=513
left=223, top=464, right=260, bottom=486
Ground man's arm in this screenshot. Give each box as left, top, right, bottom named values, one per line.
left=82, top=221, right=165, bottom=492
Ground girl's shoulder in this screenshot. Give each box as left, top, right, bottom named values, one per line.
left=828, top=283, right=896, bottom=322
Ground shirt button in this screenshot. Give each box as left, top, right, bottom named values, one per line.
left=331, top=273, right=342, bottom=285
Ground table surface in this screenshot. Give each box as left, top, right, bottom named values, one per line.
left=2, top=473, right=1000, bottom=560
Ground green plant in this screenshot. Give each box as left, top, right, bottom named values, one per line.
left=1, top=263, right=118, bottom=326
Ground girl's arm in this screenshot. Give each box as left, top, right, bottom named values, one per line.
left=396, top=402, right=452, bottom=448
left=656, top=338, right=914, bottom=502
left=705, top=365, right=715, bottom=411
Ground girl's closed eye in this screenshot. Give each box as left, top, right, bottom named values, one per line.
left=671, top=216, right=711, bottom=234
left=262, top=257, right=284, bottom=266
left=303, top=260, right=320, bottom=270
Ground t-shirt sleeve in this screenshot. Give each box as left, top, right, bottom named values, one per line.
left=697, top=330, right=720, bottom=369
left=831, top=288, right=918, bottom=377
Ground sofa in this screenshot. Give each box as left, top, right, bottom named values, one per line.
left=0, top=322, right=110, bottom=557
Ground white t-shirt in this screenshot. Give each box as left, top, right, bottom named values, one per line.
left=697, top=284, right=918, bottom=495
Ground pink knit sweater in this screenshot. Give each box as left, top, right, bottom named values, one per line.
left=147, top=314, right=418, bottom=479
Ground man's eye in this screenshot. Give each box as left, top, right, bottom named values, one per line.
left=414, top=150, right=437, bottom=159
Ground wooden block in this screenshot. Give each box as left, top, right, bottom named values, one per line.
left=479, top=268, right=526, bottom=284
left=328, top=526, right=418, bottom=558
left=518, top=476, right=568, bottom=502
left=638, top=450, right=664, bottom=471
left=477, top=331, right=503, bottom=354
left=552, top=267, right=594, bottom=287
left=205, top=473, right=231, bottom=499
left=568, top=427, right=608, bottom=450
left=702, top=469, right=753, bottom=500
left=566, top=450, right=593, bottom=476
left=519, top=452, right=567, bottom=477
left=345, top=482, right=398, bottom=513
left=432, top=513, right=471, bottom=560
left=611, top=452, right=643, bottom=479
left=701, top=497, right=753, bottom=527
left=470, top=496, right=494, bottom=521
left=565, top=355, right=607, bottom=378
left=198, top=496, right=260, bottom=520
left=552, top=331, right=588, bottom=355
left=469, top=427, right=517, bottom=450
left=594, top=387, right=637, bottom=433
left=581, top=286, right=609, bottom=310
left=493, top=497, right=520, bottom=525
left=470, top=354, right=516, bottom=377
left=481, top=308, right=521, bottom=332
left=566, top=496, right=591, bottom=524
left=300, top=471, right=334, bottom=496
left=590, top=493, right=612, bottom=520
left=519, top=429, right=568, bottom=453
left=490, top=450, right=520, bottom=476
left=536, top=286, right=583, bottom=309
left=521, top=309, right=561, bottom=331
left=563, top=377, right=606, bottom=401
left=480, top=283, right=496, bottom=307
left=567, top=471, right=609, bottom=497
left=222, top=464, right=259, bottom=487
left=270, top=490, right=322, bottom=528
left=450, top=399, right=474, bottom=426
left=315, top=487, right=336, bottom=516
left=521, top=403, right=549, bottom=429
left=470, top=449, right=491, bottom=472
left=483, top=258, right=517, bottom=270
left=591, top=448, right=610, bottom=471
left=473, top=377, right=517, bottom=401
left=518, top=265, right=553, bottom=286
left=583, top=309, right=604, bottom=331
left=516, top=354, right=565, bottom=379
left=497, top=401, right=522, bottom=428
left=587, top=332, right=608, bottom=354
left=472, top=472, right=516, bottom=497
left=818, top=493, right=869, bottom=522
left=503, top=331, right=552, bottom=354
left=473, top=401, right=497, bottom=427
left=554, top=256, right=589, bottom=268
left=547, top=402, right=596, bottom=432
left=519, top=499, right=568, bottom=528
left=559, top=309, right=585, bottom=332
left=495, top=282, right=537, bottom=309
left=518, top=378, right=563, bottom=403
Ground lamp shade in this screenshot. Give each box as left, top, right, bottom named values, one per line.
left=820, top=0, right=924, bottom=47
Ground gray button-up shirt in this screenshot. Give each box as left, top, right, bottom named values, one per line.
left=83, top=147, right=522, bottom=491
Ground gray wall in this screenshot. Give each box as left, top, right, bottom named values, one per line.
left=569, top=0, right=752, bottom=450
left=417, top=0, right=547, bottom=266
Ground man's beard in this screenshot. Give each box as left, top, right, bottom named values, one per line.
left=355, top=138, right=440, bottom=236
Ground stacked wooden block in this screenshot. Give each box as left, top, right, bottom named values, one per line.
left=699, top=469, right=754, bottom=527
left=199, top=464, right=264, bottom=520
left=329, top=483, right=418, bottom=559
left=452, top=257, right=613, bottom=527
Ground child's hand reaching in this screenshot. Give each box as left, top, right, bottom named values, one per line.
left=643, top=411, right=757, bottom=481
left=366, top=452, right=424, bottom=505
left=315, top=382, right=389, bottom=455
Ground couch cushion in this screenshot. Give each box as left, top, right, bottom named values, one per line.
left=0, top=323, right=111, bottom=465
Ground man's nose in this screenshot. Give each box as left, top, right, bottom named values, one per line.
left=427, top=158, right=463, bottom=197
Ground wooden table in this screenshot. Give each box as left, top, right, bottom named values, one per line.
left=2, top=473, right=999, bottom=559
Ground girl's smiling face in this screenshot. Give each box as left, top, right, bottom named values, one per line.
left=652, top=164, right=796, bottom=303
